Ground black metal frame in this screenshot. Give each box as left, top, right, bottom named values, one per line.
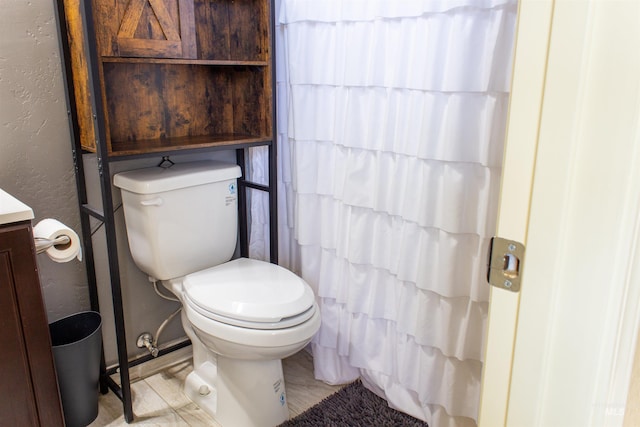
left=53, top=0, right=278, bottom=422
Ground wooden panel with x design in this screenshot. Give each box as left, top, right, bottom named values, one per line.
left=116, top=0, right=196, bottom=58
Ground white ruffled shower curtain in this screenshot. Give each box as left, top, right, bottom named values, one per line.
left=249, top=1, right=517, bottom=426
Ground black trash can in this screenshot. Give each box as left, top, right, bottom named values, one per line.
left=49, top=311, right=102, bottom=427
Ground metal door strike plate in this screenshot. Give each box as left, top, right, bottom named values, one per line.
left=487, top=237, right=525, bottom=292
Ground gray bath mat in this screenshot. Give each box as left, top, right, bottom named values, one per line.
left=279, top=380, right=428, bottom=426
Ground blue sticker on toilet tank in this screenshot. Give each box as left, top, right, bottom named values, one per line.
left=280, top=392, right=286, bottom=406
left=229, top=183, right=236, bottom=194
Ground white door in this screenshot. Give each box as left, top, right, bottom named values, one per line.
left=479, top=1, right=640, bottom=426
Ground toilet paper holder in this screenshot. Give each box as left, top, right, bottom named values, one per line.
left=35, top=235, right=71, bottom=255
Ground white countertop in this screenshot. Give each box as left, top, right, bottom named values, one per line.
left=0, top=188, right=34, bottom=225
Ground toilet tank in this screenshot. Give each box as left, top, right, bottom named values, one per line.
left=113, top=160, right=241, bottom=281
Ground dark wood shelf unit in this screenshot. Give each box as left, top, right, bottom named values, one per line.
left=54, top=0, right=278, bottom=423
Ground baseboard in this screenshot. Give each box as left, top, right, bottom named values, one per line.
left=127, top=342, right=192, bottom=382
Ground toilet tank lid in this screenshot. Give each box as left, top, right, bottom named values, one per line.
left=113, top=160, right=241, bottom=194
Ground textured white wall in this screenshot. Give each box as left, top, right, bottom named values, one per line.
left=0, top=0, right=89, bottom=320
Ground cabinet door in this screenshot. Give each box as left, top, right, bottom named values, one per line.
left=0, top=249, right=39, bottom=426
left=94, top=0, right=197, bottom=59
left=0, top=223, right=64, bottom=427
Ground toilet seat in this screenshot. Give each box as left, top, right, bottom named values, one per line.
left=182, top=258, right=316, bottom=330
left=185, top=298, right=316, bottom=330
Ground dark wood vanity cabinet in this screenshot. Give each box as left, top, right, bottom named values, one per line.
left=0, top=221, right=64, bottom=426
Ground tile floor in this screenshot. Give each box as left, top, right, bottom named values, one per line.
left=89, top=350, right=343, bottom=426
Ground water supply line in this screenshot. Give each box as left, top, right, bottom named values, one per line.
left=137, top=307, right=182, bottom=357
left=137, top=278, right=181, bottom=357
left=152, top=278, right=179, bottom=302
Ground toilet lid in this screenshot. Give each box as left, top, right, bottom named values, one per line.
left=182, top=258, right=316, bottom=328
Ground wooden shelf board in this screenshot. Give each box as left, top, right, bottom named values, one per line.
left=101, top=57, right=269, bottom=67
left=108, top=134, right=273, bottom=157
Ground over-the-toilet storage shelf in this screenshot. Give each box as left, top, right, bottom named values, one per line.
left=54, top=0, right=278, bottom=422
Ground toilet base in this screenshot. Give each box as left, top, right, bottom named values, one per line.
left=184, top=361, right=218, bottom=418
left=184, top=356, right=290, bottom=427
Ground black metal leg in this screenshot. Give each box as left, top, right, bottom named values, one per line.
left=236, top=148, right=249, bottom=258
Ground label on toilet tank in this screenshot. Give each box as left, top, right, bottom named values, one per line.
left=225, top=183, right=237, bottom=206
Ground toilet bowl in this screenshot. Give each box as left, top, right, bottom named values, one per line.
left=113, top=161, right=321, bottom=426
left=165, top=258, right=321, bottom=427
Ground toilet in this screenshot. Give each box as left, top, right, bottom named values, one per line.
left=113, top=160, right=321, bottom=427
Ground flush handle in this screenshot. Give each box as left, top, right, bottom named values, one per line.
left=140, top=198, right=163, bottom=206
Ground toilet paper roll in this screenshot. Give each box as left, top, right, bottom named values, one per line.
left=33, top=218, right=83, bottom=263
